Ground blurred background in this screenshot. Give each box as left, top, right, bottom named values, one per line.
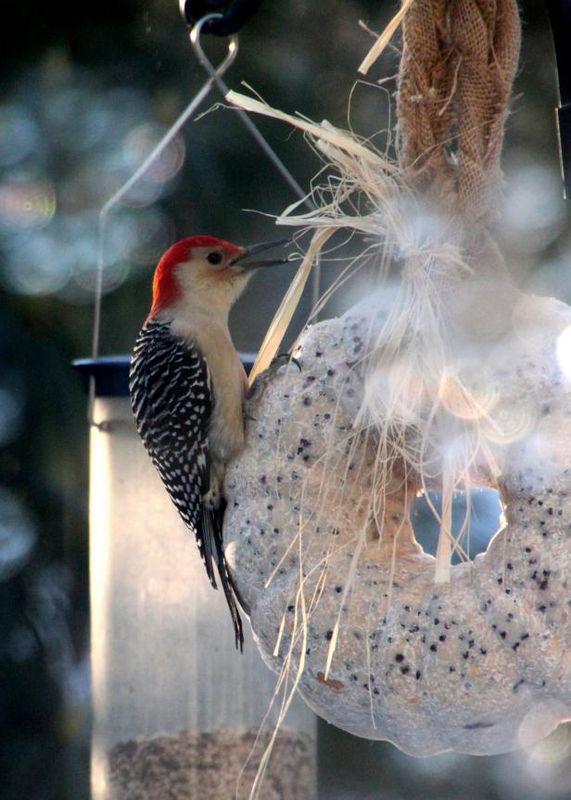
left=1, top=0, right=571, bottom=798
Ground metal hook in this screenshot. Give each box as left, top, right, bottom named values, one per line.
left=99, top=16, right=237, bottom=221
left=189, top=14, right=321, bottom=307
left=190, top=13, right=239, bottom=76
left=191, top=13, right=237, bottom=71
left=189, top=16, right=308, bottom=205
left=181, top=0, right=261, bottom=36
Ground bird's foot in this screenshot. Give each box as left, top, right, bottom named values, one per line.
left=247, top=353, right=302, bottom=403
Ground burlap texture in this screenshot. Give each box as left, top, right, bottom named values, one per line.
left=397, top=0, right=520, bottom=227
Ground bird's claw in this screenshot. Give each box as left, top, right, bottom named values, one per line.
left=272, top=352, right=302, bottom=372
left=247, top=354, right=302, bottom=403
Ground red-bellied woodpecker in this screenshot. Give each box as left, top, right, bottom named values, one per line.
left=129, top=235, right=290, bottom=650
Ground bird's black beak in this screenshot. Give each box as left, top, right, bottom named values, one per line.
left=232, top=239, right=293, bottom=270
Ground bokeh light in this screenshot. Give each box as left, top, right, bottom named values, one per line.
left=480, top=397, right=537, bottom=445
left=124, top=123, right=186, bottom=185
left=3, top=232, right=74, bottom=295
left=494, top=719, right=571, bottom=800
left=498, top=165, right=566, bottom=254
left=0, top=177, right=56, bottom=232
left=43, top=87, right=113, bottom=154
left=0, top=486, right=36, bottom=582
left=525, top=250, right=571, bottom=304
left=0, top=72, right=185, bottom=305
left=0, top=104, right=40, bottom=167
left=0, top=385, right=24, bottom=446
left=528, top=723, right=571, bottom=767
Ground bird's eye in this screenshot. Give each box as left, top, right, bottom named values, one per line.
left=207, top=252, right=222, bottom=265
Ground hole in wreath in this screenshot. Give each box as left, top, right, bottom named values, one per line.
left=411, top=487, right=503, bottom=562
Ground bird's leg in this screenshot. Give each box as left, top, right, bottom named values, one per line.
left=203, top=461, right=224, bottom=512
left=247, top=353, right=302, bottom=408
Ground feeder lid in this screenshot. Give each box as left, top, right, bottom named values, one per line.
left=73, top=353, right=257, bottom=397
left=73, top=356, right=131, bottom=397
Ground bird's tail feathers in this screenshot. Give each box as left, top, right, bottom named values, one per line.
left=201, top=504, right=244, bottom=651
left=200, top=505, right=219, bottom=590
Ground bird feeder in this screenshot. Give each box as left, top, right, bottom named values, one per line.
left=75, top=358, right=317, bottom=800
left=221, top=0, right=571, bottom=758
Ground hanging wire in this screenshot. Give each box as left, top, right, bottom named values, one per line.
left=191, top=21, right=308, bottom=202
left=90, top=12, right=319, bottom=426
left=188, top=14, right=322, bottom=311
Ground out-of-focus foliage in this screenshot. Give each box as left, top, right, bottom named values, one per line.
left=0, top=0, right=570, bottom=798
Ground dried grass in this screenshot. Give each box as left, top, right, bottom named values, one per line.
left=229, top=87, right=507, bottom=592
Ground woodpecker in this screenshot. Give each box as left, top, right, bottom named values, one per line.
left=129, top=235, right=290, bottom=650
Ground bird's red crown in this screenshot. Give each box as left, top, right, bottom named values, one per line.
left=149, top=235, right=243, bottom=317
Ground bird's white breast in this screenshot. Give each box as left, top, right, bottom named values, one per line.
left=170, top=311, right=246, bottom=463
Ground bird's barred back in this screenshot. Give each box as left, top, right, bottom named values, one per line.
left=129, top=319, right=213, bottom=551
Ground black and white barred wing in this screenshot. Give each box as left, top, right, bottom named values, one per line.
left=129, top=319, right=218, bottom=587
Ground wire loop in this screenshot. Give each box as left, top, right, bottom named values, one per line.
left=181, top=0, right=261, bottom=36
